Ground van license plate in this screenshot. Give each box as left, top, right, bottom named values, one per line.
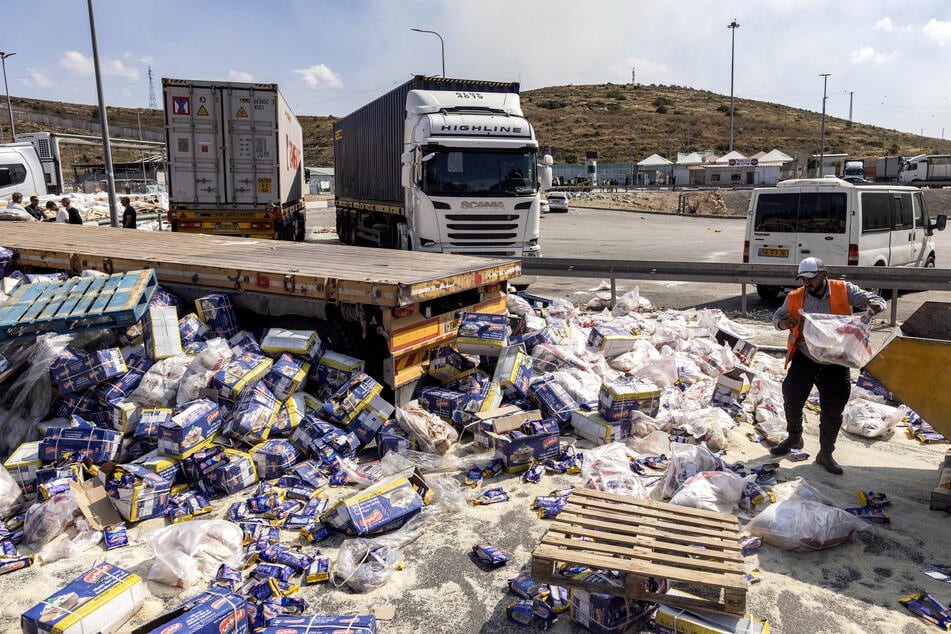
left=215, top=223, right=239, bottom=232
left=758, top=248, right=789, bottom=257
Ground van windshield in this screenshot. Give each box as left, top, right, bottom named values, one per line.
left=753, top=192, right=847, bottom=233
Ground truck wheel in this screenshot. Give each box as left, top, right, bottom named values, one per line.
left=336, top=212, right=352, bottom=244
left=926, top=254, right=936, bottom=268
left=295, top=212, right=306, bottom=241
left=756, top=285, right=780, bottom=300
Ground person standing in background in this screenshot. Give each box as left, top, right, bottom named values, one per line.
left=61, top=197, right=83, bottom=225
left=121, top=196, right=137, bottom=229
left=49, top=200, right=67, bottom=223
left=25, top=195, right=43, bottom=221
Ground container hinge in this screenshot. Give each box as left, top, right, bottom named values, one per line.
left=283, top=274, right=296, bottom=293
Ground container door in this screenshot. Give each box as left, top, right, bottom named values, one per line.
left=166, top=83, right=225, bottom=205
left=220, top=86, right=279, bottom=206
left=793, top=191, right=849, bottom=264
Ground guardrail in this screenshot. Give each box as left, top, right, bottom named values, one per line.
left=518, top=258, right=951, bottom=325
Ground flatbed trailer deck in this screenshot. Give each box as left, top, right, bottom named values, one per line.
left=0, top=224, right=521, bottom=400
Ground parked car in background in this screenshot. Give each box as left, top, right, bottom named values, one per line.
left=540, top=198, right=550, bottom=214
left=547, top=191, right=569, bottom=212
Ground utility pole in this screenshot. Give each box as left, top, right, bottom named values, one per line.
left=0, top=51, right=16, bottom=141
left=87, top=0, right=119, bottom=226
left=727, top=19, right=740, bottom=152
left=846, top=90, right=854, bottom=128
left=818, top=73, right=830, bottom=178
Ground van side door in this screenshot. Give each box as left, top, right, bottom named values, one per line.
left=891, top=192, right=916, bottom=266
left=908, top=191, right=930, bottom=266
left=859, top=191, right=893, bottom=265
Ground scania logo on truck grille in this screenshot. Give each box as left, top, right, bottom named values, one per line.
left=460, top=201, right=505, bottom=209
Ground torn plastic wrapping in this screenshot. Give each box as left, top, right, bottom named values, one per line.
left=672, top=406, right=736, bottom=452
left=379, top=448, right=496, bottom=475
left=37, top=517, right=102, bottom=564
left=745, top=497, right=870, bottom=551
left=610, top=287, right=642, bottom=316
left=176, top=338, right=232, bottom=405
left=395, top=402, right=459, bottom=455
left=0, top=464, right=25, bottom=519
left=147, top=519, right=244, bottom=588
left=580, top=443, right=648, bottom=499
left=130, top=353, right=192, bottom=407
left=550, top=369, right=602, bottom=406
left=608, top=339, right=660, bottom=373
left=802, top=312, right=874, bottom=369
left=23, top=489, right=81, bottom=548
left=627, top=429, right=671, bottom=456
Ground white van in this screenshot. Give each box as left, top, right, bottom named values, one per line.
left=744, top=178, right=947, bottom=299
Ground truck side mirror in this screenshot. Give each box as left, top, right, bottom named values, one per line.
left=400, top=151, right=413, bottom=189
left=932, top=214, right=947, bottom=232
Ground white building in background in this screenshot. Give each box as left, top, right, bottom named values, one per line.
left=673, top=148, right=797, bottom=186
left=635, top=153, right=674, bottom=185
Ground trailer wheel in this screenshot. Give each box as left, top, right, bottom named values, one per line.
left=295, top=211, right=306, bottom=242
left=756, top=285, right=780, bottom=300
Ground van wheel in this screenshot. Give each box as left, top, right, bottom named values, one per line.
left=926, top=254, right=936, bottom=268
left=756, top=285, right=780, bottom=300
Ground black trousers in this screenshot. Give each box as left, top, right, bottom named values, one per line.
left=782, top=350, right=852, bottom=454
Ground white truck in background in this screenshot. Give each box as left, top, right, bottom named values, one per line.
left=334, top=75, right=552, bottom=256
left=899, top=154, right=951, bottom=187
left=0, top=132, right=64, bottom=199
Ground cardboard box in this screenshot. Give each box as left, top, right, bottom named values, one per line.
left=21, top=562, right=144, bottom=634
left=856, top=369, right=901, bottom=404
left=472, top=406, right=541, bottom=450
left=416, top=385, right=468, bottom=420
left=131, top=449, right=183, bottom=486
left=39, top=427, right=122, bottom=464
left=654, top=589, right=769, bottom=634
left=598, top=378, right=661, bottom=421
left=263, top=353, right=310, bottom=401
left=194, top=293, right=239, bottom=339
left=212, top=352, right=273, bottom=404
left=587, top=324, right=638, bottom=357
left=491, top=419, right=561, bottom=473
left=102, top=463, right=172, bottom=522
left=493, top=344, right=533, bottom=397
left=51, top=347, right=128, bottom=395
left=324, top=472, right=426, bottom=535
left=321, top=373, right=383, bottom=426
left=228, top=382, right=280, bottom=444
left=157, top=398, right=222, bottom=459
left=345, top=394, right=394, bottom=445
left=427, top=346, right=478, bottom=384
left=530, top=375, right=580, bottom=423
left=130, top=588, right=249, bottom=634
left=571, top=409, right=632, bottom=444
left=108, top=399, right=141, bottom=436
left=142, top=304, right=183, bottom=360
left=261, top=615, right=376, bottom=633
left=261, top=328, right=325, bottom=361
left=96, top=354, right=152, bottom=407
left=133, top=407, right=172, bottom=443
left=177, top=312, right=208, bottom=344
left=455, top=312, right=508, bottom=357
left=4, top=441, right=41, bottom=497
left=712, top=369, right=751, bottom=405
left=315, top=350, right=365, bottom=389
left=250, top=439, right=300, bottom=481
left=207, top=449, right=258, bottom=495
left=570, top=588, right=656, bottom=634
left=714, top=328, right=759, bottom=367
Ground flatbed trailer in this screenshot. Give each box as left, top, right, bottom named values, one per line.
left=0, top=224, right=520, bottom=403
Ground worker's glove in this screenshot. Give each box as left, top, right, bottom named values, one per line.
left=867, top=300, right=886, bottom=316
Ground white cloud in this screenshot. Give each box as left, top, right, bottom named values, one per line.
left=848, top=47, right=895, bottom=64
left=294, top=64, right=343, bottom=89
left=873, top=18, right=894, bottom=32
left=228, top=70, right=255, bottom=82
left=923, top=19, right=951, bottom=46
left=23, top=70, right=53, bottom=88
left=59, top=50, right=139, bottom=79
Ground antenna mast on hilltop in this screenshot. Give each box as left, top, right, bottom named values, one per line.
left=147, top=66, right=158, bottom=109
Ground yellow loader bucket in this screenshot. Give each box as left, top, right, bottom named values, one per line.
left=866, top=302, right=951, bottom=439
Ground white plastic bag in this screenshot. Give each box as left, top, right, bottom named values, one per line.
left=801, top=312, right=873, bottom=368
left=147, top=520, right=244, bottom=587
left=23, top=490, right=81, bottom=548
left=37, top=517, right=102, bottom=564
left=131, top=353, right=192, bottom=406
left=335, top=538, right=404, bottom=592
left=842, top=398, right=904, bottom=438
left=673, top=407, right=736, bottom=452
left=177, top=338, right=232, bottom=405
left=0, top=466, right=24, bottom=520
left=611, top=287, right=641, bottom=316
left=627, top=429, right=671, bottom=457
left=669, top=471, right=749, bottom=514
left=745, top=498, right=869, bottom=551
left=660, top=443, right=723, bottom=499
left=580, top=443, right=648, bottom=499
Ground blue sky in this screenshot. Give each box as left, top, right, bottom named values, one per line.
left=4, top=0, right=951, bottom=138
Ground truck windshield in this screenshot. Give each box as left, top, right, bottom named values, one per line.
left=420, top=149, right=537, bottom=196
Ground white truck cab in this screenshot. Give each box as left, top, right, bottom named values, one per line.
left=0, top=142, right=50, bottom=200
left=744, top=177, right=947, bottom=299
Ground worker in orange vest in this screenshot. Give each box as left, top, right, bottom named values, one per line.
left=770, top=257, right=885, bottom=474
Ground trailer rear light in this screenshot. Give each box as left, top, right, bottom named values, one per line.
left=250, top=222, right=273, bottom=230
left=743, top=240, right=749, bottom=263
left=483, top=283, right=501, bottom=294
left=392, top=306, right=415, bottom=319
left=848, top=244, right=859, bottom=265
left=179, top=221, right=202, bottom=229
left=166, top=210, right=173, bottom=223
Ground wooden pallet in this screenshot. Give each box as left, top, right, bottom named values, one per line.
left=531, top=487, right=748, bottom=615
left=0, top=269, right=157, bottom=341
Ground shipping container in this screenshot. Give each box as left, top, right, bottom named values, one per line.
left=163, top=78, right=305, bottom=239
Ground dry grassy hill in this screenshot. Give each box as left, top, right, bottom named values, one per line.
left=8, top=83, right=951, bottom=168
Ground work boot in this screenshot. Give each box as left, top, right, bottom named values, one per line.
left=815, top=451, right=844, bottom=475
left=769, top=434, right=803, bottom=456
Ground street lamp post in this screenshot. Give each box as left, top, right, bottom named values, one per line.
left=727, top=20, right=740, bottom=152
left=0, top=51, right=16, bottom=141
left=87, top=0, right=119, bottom=226
left=819, top=73, right=830, bottom=178
left=411, top=28, right=445, bottom=78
